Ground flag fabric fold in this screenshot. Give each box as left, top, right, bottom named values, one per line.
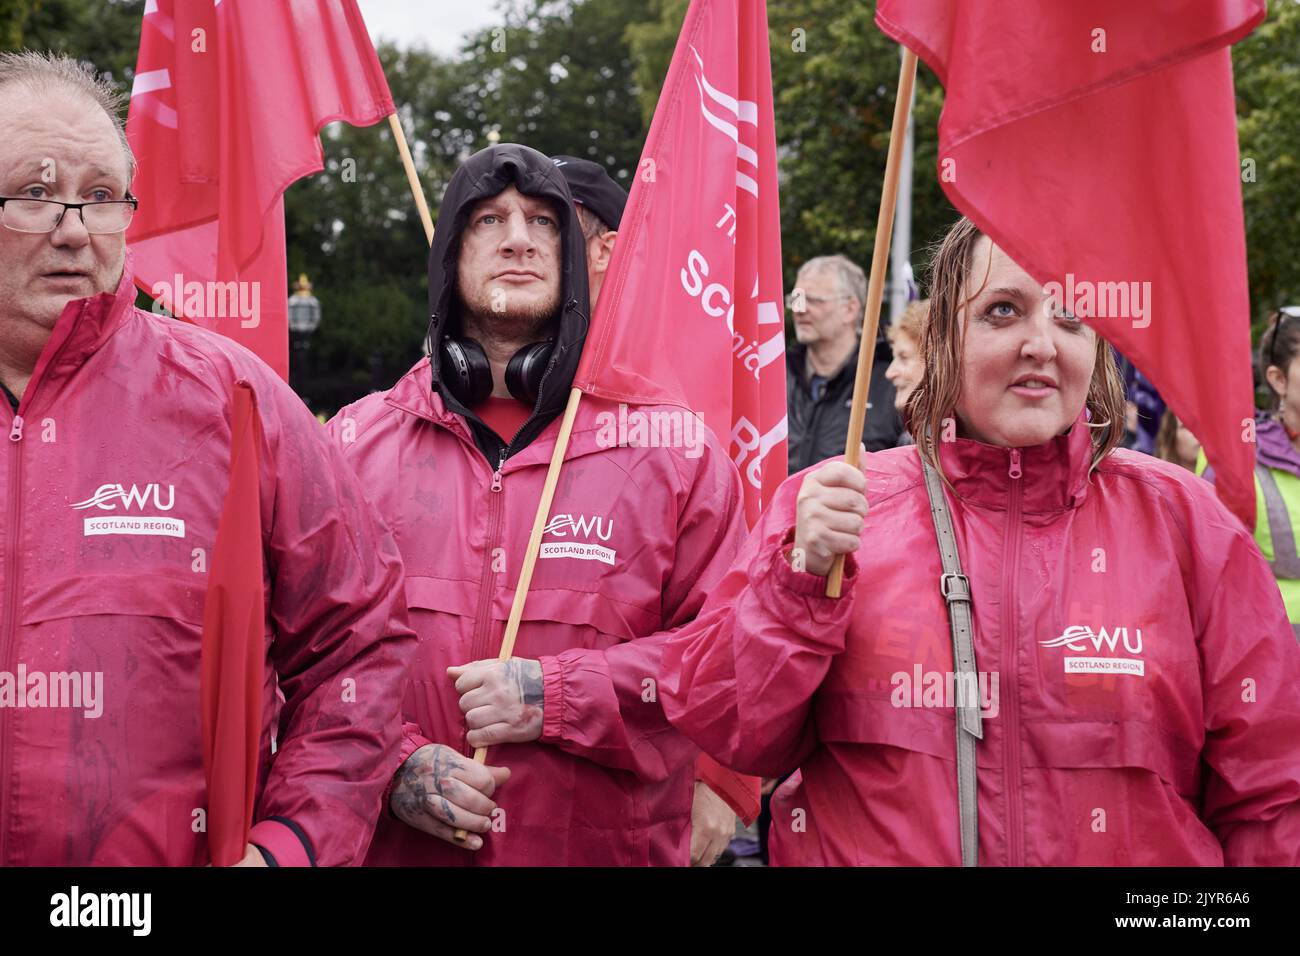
left=876, top=0, right=1265, bottom=527
left=200, top=381, right=265, bottom=868
left=126, top=0, right=396, bottom=378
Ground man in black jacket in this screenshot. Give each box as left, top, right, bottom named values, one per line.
left=785, top=254, right=901, bottom=475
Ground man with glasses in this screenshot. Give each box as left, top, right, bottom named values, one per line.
left=785, top=254, right=901, bottom=476
left=0, top=51, right=416, bottom=866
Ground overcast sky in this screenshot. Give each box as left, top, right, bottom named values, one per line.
left=355, top=0, right=502, bottom=56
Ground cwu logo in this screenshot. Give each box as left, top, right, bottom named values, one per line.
left=1040, top=624, right=1144, bottom=655
left=542, top=513, right=614, bottom=541
left=72, top=483, right=176, bottom=512
left=1040, top=624, right=1146, bottom=678
left=540, top=513, right=617, bottom=566
left=71, top=483, right=184, bottom=540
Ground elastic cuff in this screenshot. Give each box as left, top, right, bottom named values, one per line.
left=696, top=754, right=762, bottom=825
left=248, top=817, right=316, bottom=868
left=387, top=729, right=432, bottom=821
left=538, top=655, right=565, bottom=743
left=397, top=730, right=425, bottom=767
left=749, top=530, right=858, bottom=650
left=771, top=526, right=860, bottom=597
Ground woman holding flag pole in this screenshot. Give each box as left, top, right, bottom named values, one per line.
left=656, top=210, right=1300, bottom=866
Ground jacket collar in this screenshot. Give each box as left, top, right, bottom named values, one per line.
left=387, top=356, right=466, bottom=431
left=23, top=253, right=138, bottom=408
left=788, top=342, right=855, bottom=389
left=1254, top=415, right=1300, bottom=481
left=385, top=356, right=637, bottom=473
left=387, top=357, right=549, bottom=468
left=936, top=408, right=1094, bottom=513
left=789, top=336, right=892, bottom=390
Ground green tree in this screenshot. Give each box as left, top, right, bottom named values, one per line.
left=0, top=0, right=30, bottom=49
left=284, top=44, right=481, bottom=412
left=626, top=0, right=956, bottom=294
left=766, top=0, right=954, bottom=291
left=454, top=0, right=654, bottom=186
left=13, top=0, right=143, bottom=82
left=1234, top=0, right=1300, bottom=341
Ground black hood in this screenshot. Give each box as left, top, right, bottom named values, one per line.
left=425, top=142, right=589, bottom=462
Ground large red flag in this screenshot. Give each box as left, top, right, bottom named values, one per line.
left=126, top=0, right=396, bottom=378
left=200, top=382, right=264, bottom=867
left=573, top=0, right=786, bottom=827
left=575, top=0, right=788, bottom=528
left=876, top=0, right=1264, bottom=527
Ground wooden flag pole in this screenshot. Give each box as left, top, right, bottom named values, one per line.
left=825, top=47, right=918, bottom=598
left=453, top=385, right=585, bottom=841
left=388, top=112, right=435, bottom=245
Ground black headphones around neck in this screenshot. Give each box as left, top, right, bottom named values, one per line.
left=439, top=337, right=555, bottom=408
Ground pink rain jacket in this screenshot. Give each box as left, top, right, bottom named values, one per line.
left=330, top=358, right=746, bottom=865
left=660, top=417, right=1300, bottom=865
left=0, top=261, right=416, bottom=866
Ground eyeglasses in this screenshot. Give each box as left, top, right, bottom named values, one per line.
left=0, top=195, right=138, bottom=235
left=785, top=293, right=851, bottom=314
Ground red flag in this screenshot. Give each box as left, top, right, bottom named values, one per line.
left=875, top=0, right=1264, bottom=527
left=126, top=0, right=396, bottom=378
left=575, top=0, right=788, bottom=528
left=574, top=0, right=785, bottom=829
left=200, top=382, right=265, bottom=867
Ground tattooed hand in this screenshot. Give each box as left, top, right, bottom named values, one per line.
left=448, top=658, right=545, bottom=748
left=388, top=743, right=511, bottom=850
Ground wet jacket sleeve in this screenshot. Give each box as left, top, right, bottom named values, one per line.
left=695, top=753, right=761, bottom=825
left=322, top=410, right=431, bottom=808
left=535, top=432, right=747, bottom=782
left=247, top=377, right=417, bottom=867
left=657, top=475, right=858, bottom=779
left=1198, top=528, right=1300, bottom=866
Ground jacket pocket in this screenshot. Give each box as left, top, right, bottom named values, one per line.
left=813, top=692, right=1004, bottom=770
left=1021, top=717, right=1200, bottom=796
left=23, top=571, right=206, bottom=627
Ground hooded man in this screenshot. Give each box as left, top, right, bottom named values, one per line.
left=0, top=52, right=415, bottom=866
left=330, top=143, right=746, bottom=865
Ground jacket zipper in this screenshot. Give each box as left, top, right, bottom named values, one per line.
left=0, top=405, right=27, bottom=863
left=468, top=448, right=507, bottom=668
left=461, top=311, right=573, bottom=664
left=0, top=302, right=88, bottom=862
left=1002, top=447, right=1024, bottom=866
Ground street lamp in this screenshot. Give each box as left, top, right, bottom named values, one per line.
left=288, top=273, right=322, bottom=407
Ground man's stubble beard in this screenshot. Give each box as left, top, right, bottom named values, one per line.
left=457, top=283, right=561, bottom=351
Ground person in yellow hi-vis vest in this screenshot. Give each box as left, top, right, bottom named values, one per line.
left=1237, top=307, right=1300, bottom=640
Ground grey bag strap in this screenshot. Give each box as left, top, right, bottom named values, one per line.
left=1255, top=464, right=1300, bottom=578
left=921, top=456, right=983, bottom=867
